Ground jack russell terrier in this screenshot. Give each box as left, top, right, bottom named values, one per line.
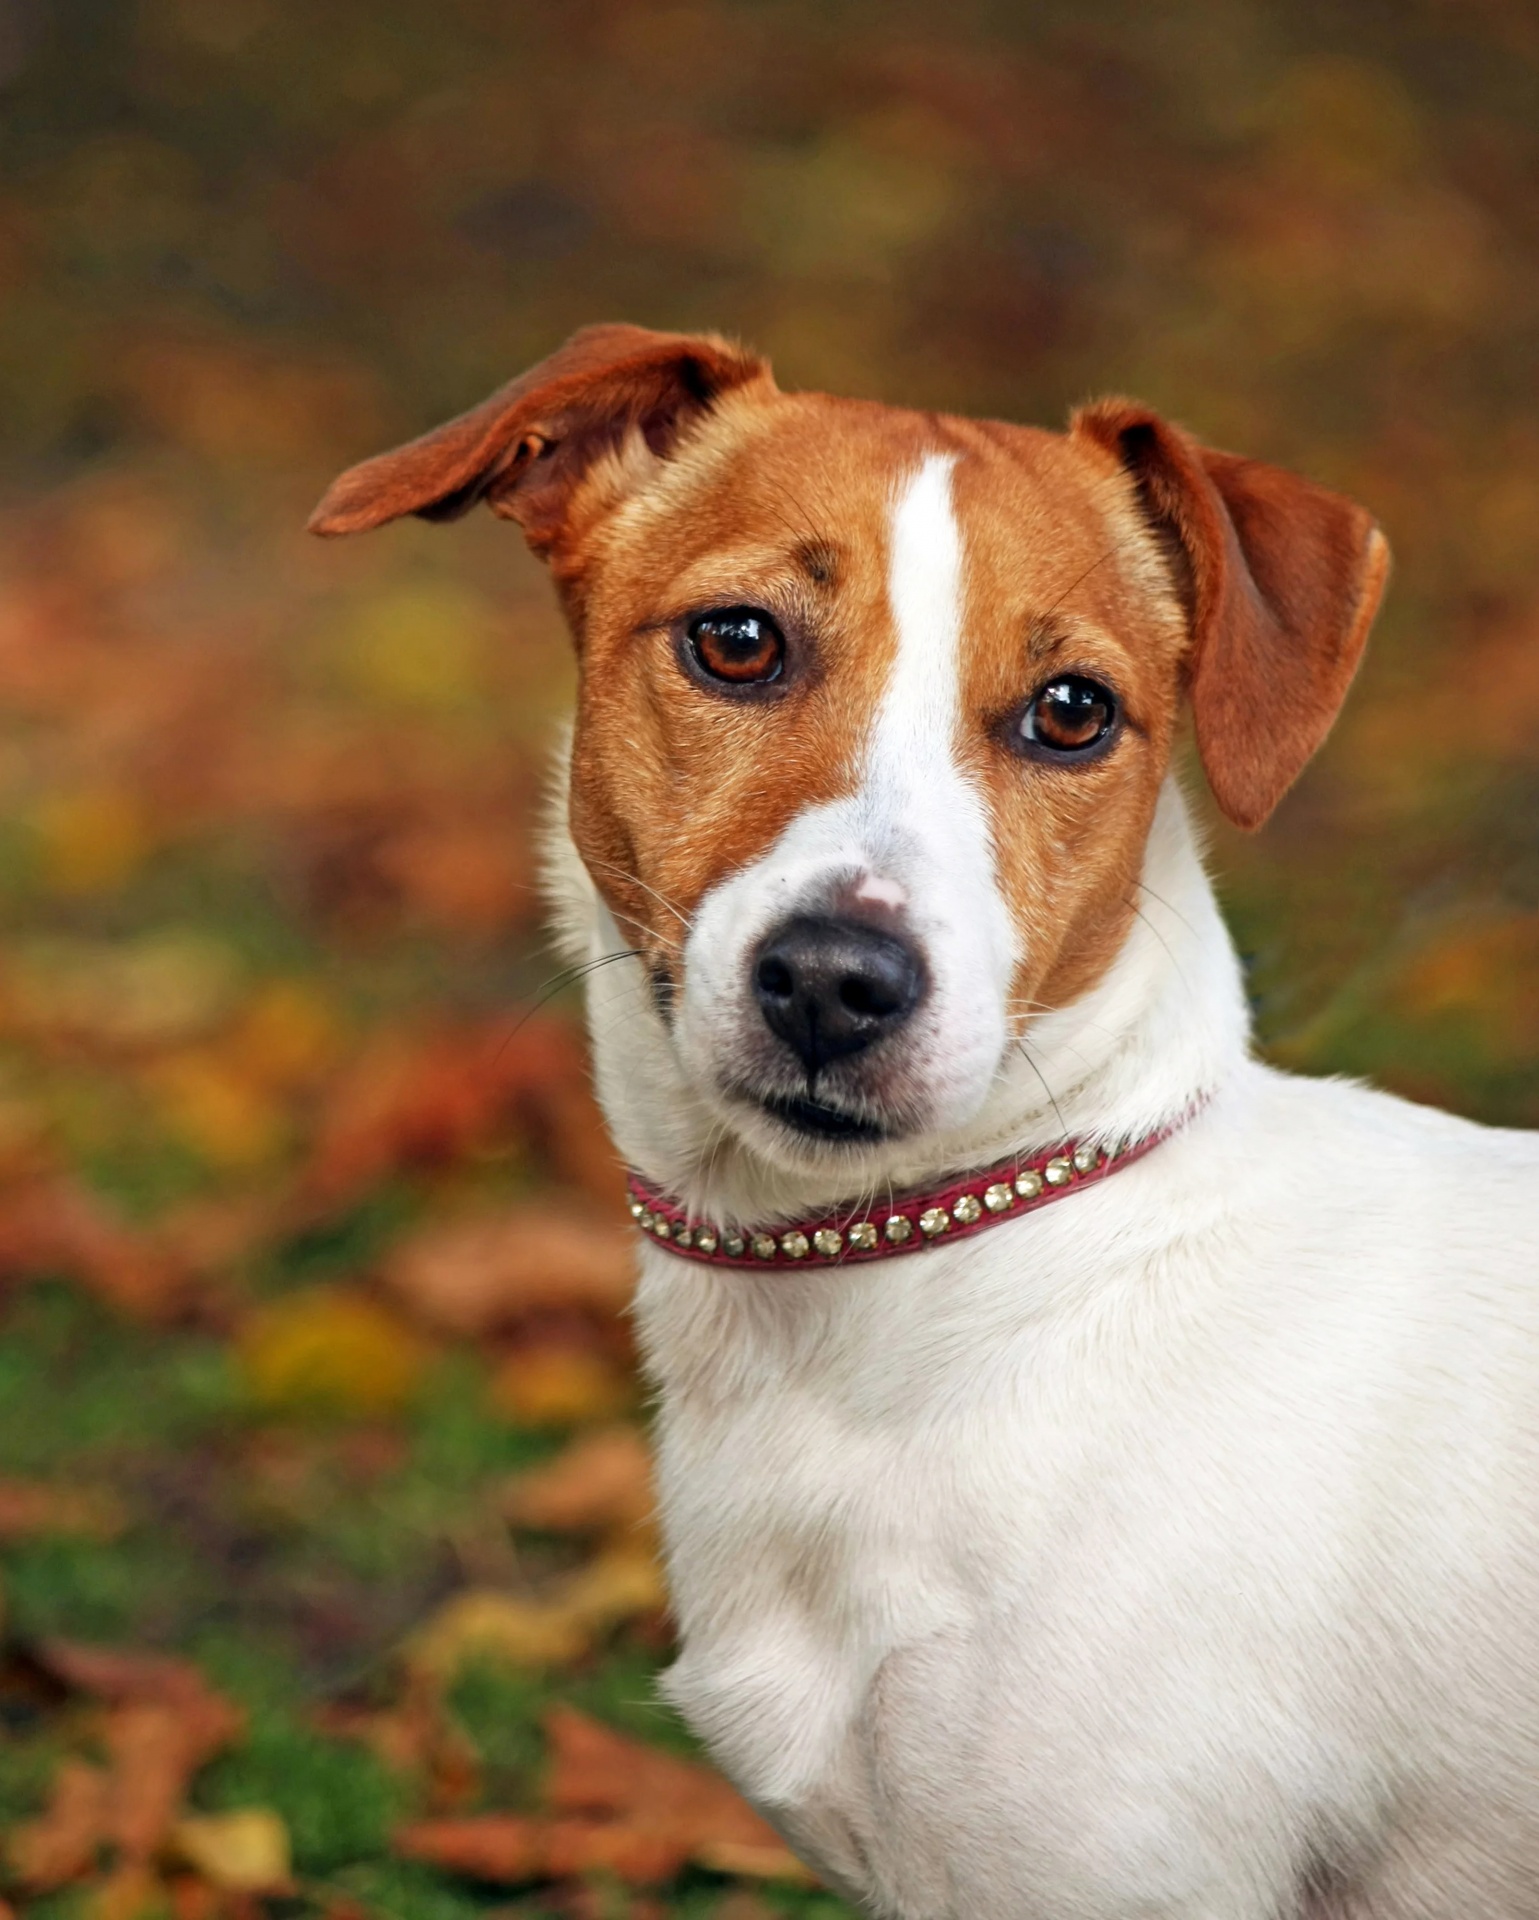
left=313, top=326, right=1539, bottom=1920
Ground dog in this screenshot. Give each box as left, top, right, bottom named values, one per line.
left=313, top=325, right=1539, bottom=1919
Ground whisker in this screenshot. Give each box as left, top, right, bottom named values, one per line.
left=1015, top=1040, right=1069, bottom=1139
left=1007, top=995, right=1117, bottom=1031
left=584, top=855, right=696, bottom=936
left=1125, top=898, right=1192, bottom=1001
left=1134, top=878, right=1200, bottom=942
left=493, top=948, right=645, bottom=1061
left=696, top=1115, right=735, bottom=1209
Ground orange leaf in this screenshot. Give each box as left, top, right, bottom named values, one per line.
left=394, top=1812, right=548, bottom=1882
left=540, top=1817, right=693, bottom=1884
left=394, top=1710, right=809, bottom=1888
left=35, top=1641, right=242, bottom=1722
left=301, top=1017, right=616, bottom=1211
left=488, top=1345, right=631, bottom=1428
left=28, top=1641, right=245, bottom=1869
left=543, top=1707, right=807, bottom=1881
left=0, top=1478, right=126, bottom=1541
left=396, top=1811, right=688, bottom=1885
left=7, top=1757, right=109, bottom=1890
left=0, top=1177, right=184, bottom=1319
left=104, top=1703, right=217, bottom=1863
left=383, top=1209, right=634, bottom=1337
left=502, top=1426, right=654, bottom=1533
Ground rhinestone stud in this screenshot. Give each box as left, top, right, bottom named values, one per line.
left=919, top=1207, right=949, bottom=1237
left=1015, top=1169, right=1045, bottom=1199
left=984, top=1182, right=1013, bottom=1213
left=695, top=1230, right=719, bottom=1256
left=813, top=1228, right=843, bottom=1258
left=1072, top=1145, right=1100, bottom=1174
left=637, top=1209, right=656, bottom=1232
left=884, top=1215, right=914, bottom=1245
left=629, top=1199, right=646, bottom=1221
left=781, top=1230, right=810, bottom=1259
left=674, top=1226, right=694, bottom=1249
left=1044, top=1157, right=1073, bottom=1187
left=752, top=1233, right=777, bottom=1260
left=723, top=1231, right=746, bottom=1258
left=848, top=1221, right=878, bottom=1252
left=652, top=1215, right=673, bottom=1236
left=952, top=1193, right=983, bottom=1226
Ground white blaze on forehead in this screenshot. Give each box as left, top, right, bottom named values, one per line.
left=880, top=454, right=966, bottom=776
left=862, top=455, right=1002, bottom=907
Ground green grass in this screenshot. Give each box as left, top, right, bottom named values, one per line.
left=0, top=1275, right=857, bottom=1914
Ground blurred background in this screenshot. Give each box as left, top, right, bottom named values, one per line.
left=1, top=2, right=1536, bottom=1915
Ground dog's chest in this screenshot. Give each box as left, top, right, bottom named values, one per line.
left=635, top=1247, right=1118, bottom=1906
left=655, top=1382, right=995, bottom=1904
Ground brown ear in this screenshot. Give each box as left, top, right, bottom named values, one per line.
left=308, top=323, right=771, bottom=559
left=1072, top=399, right=1390, bottom=830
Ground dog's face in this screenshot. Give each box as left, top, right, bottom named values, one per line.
left=313, top=327, right=1387, bottom=1172
left=564, top=398, right=1189, bottom=1165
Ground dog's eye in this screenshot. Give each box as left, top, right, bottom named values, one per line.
left=688, top=608, right=784, bottom=685
left=1018, top=676, right=1119, bottom=758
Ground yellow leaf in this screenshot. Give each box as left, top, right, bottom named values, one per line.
left=696, top=1837, right=820, bottom=1883
left=405, top=1543, right=666, bottom=1686
left=335, top=583, right=494, bottom=710
left=147, top=1050, right=286, bottom=1167
left=562, top=1541, right=667, bottom=1630
left=33, top=789, right=150, bottom=895
left=170, top=1808, right=292, bottom=1892
left=227, top=980, right=341, bottom=1090
left=8, top=932, right=241, bottom=1049
left=406, top=1588, right=589, bottom=1679
left=239, top=1290, right=426, bottom=1417
left=488, top=1346, right=630, bottom=1429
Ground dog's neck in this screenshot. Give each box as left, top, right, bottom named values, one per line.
left=548, top=772, right=1250, bottom=1230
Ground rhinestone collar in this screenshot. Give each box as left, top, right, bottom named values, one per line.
left=627, top=1102, right=1203, bottom=1270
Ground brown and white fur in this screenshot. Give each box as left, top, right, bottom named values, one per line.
left=313, top=327, right=1539, bottom=1920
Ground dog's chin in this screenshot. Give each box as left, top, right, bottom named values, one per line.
left=717, top=1081, right=915, bottom=1170
left=760, top=1092, right=890, bottom=1146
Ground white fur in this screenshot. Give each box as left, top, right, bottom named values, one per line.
left=541, top=480, right=1539, bottom=1920
left=671, top=455, right=1020, bottom=1207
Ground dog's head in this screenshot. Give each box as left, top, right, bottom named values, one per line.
left=313, top=325, right=1387, bottom=1172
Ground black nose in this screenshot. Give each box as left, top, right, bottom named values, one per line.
left=752, top=916, right=924, bottom=1074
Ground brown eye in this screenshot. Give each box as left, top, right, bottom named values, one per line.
left=688, top=608, right=784, bottom=685
left=1019, top=675, right=1119, bottom=758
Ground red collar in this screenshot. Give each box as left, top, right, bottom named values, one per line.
left=627, top=1103, right=1201, bottom=1270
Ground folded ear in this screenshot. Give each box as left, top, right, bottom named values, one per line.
left=1072, top=399, right=1390, bottom=830
left=308, top=323, right=771, bottom=560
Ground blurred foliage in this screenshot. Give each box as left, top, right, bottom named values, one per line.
left=0, top=0, right=1537, bottom=1914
